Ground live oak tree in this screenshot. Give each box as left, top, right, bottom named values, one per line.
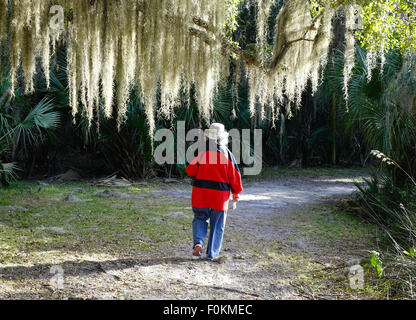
left=0, top=0, right=415, bottom=135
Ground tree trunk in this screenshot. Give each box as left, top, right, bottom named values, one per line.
left=279, top=112, right=285, bottom=163
left=330, top=94, right=337, bottom=165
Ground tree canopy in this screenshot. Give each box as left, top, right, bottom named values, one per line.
left=1, top=0, right=415, bottom=132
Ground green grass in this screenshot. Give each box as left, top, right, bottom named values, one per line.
left=277, top=203, right=382, bottom=299
left=231, top=200, right=382, bottom=299
left=288, top=203, right=377, bottom=253
left=0, top=181, right=193, bottom=264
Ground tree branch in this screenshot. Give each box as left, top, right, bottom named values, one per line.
left=191, top=16, right=259, bottom=67
left=136, top=0, right=319, bottom=71
left=268, top=7, right=325, bottom=71
left=269, top=36, right=315, bottom=70
left=135, top=1, right=259, bottom=67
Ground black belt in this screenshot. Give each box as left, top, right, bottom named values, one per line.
left=193, top=179, right=231, bottom=191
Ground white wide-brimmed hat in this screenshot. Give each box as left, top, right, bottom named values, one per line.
left=204, top=123, right=229, bottom=145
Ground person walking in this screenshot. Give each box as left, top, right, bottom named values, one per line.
left=185, top=123, right=243, bottom=259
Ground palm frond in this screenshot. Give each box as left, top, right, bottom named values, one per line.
left=0, top=162, right=20, bottom=186
left=12, top=97, right=61, bottom=152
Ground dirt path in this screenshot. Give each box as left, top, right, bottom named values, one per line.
left=0, top=173, right=374, bottom=300
left=106, top=175, right=369, bottom=300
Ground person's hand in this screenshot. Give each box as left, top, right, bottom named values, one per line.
left=232, top=194, right=240, bottom=202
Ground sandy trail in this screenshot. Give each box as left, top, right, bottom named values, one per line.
left=117, top=175, right=366, bottom=300
left=0, top=174, right=367, bottom=300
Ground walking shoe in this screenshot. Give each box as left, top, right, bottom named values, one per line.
left=192, top=244, right=203, bottom=257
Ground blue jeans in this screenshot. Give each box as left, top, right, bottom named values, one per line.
left=192, top=207, right=227, bottom=259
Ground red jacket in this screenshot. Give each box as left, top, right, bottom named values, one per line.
left=185, top=141, right=243, bottom=211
